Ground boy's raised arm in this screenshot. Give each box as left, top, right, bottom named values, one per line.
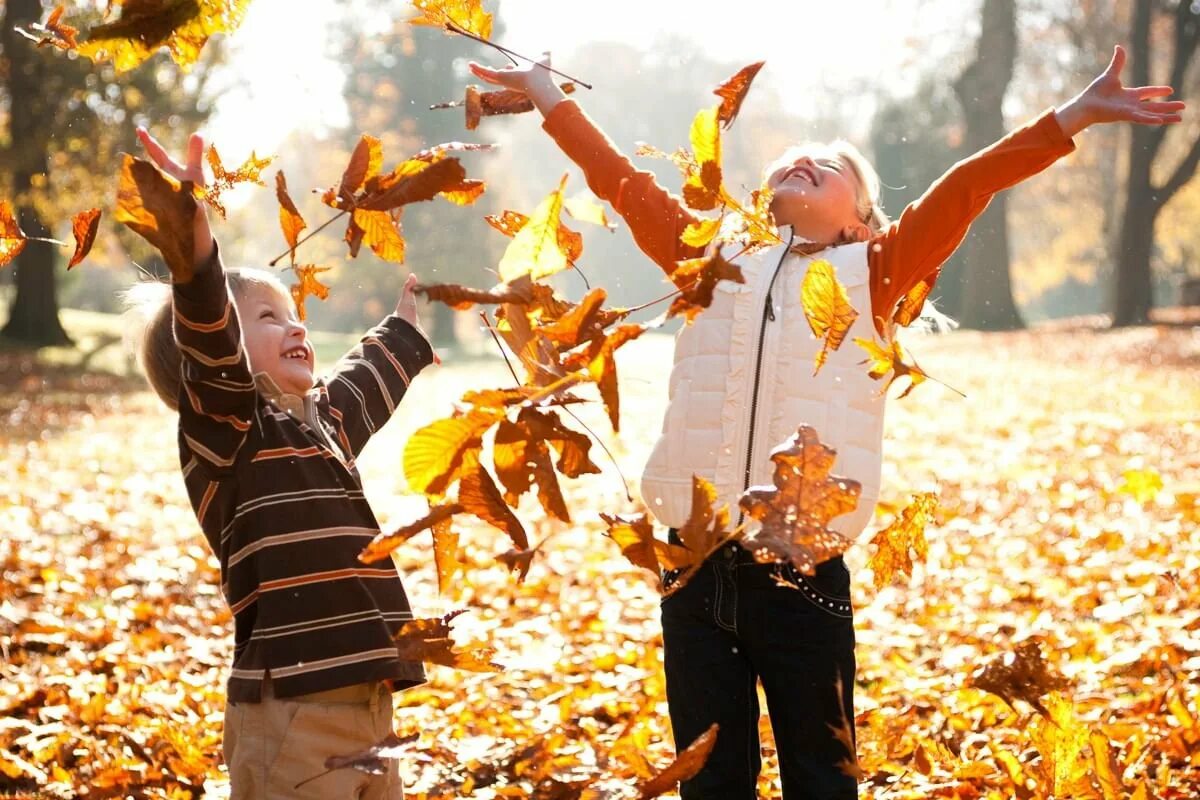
left=469, top=56, right=706, bottom=275
left=320, top=274, right=435, bottom=459
left=137, top=128, right=257, bottom=474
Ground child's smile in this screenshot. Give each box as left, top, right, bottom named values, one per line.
left=238, top=284, right=315, bottom=396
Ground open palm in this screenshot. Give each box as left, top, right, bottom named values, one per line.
left=1083, top=46, right=1185, bottom=126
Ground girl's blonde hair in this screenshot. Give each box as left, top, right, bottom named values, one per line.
left=122, top=268, right=289, bottom=410
left=763, top=139, right=890, bottom=233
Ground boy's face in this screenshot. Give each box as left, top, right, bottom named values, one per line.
left=237, top=283, right=315, bottom=396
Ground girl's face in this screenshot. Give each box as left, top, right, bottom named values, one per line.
left=766, top=151, right=865, bottom=243
left=238, top=284, right=315, bottom=396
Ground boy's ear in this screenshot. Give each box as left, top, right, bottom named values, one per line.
left=840, top=223, right=871, bottom=244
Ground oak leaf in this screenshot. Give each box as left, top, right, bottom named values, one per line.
left=497, top=174, right=573, bottom=283
left=408, top=0, right=493, bottom=39
left=636, top=723, right=718, bottom=799
left=969, top=640, right=1069, bottom=719
left=739, top=425, right=861, bottom=575
left=393, top=610, right=502, bottom=672
left=199, top=145, right=272, bottom=219
left=802, top=259, right=859, bottom=374
left=854, top=335, right=930, bottom=399
left=713, top=61, right=765, bottom=129
left=867, top=492, right=937, bottom=589
left=274, top=171, right=307, bottom=265
left=289, top=265, right=332, bottom=322
left=78, top=0, right=251, bottom=73
left=114, top=154, right=197, bottom=282
left=358, top=502, right=463, bottom=564
left=0, top=202, right=28, bottom=269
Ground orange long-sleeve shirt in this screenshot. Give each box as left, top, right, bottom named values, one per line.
left=542, top=100, right=1076, bottom=331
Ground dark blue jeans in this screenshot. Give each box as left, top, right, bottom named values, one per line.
left=661, top=537, right=858, bottom=800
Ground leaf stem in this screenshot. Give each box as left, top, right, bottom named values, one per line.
left=480, top=310, right=522, bottom=384
left=268, top=209, right=347, bottom=267
left=444, top=21, right=593, bottom=89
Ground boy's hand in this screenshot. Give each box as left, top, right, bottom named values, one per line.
left=396, top=273, right=427, bottom=335
left=1055, top=45, right=1185, bottom=138
left=136, top=127, right=216, bottom=269
left=468, top=53, right=566, bottom=117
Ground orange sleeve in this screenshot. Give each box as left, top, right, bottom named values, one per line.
left=542, top=99, right=705, bottom=275
left=868, top=109, right=1076, bottom=333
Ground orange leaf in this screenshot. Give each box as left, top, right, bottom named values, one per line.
left=114, top=154, right=197, bottom=282
left=13, top=4, right=79, bottom=51
left=337, top=134, right=383, bottom=207
left=801, top=259, right=859, bottom=374
left=893, top=278, right=932, bottom=327
left=495, top=537, right=546, bottom=583
left=359, top=158, right=469, bottom=212
left=408, top=0, right=494, bottom=39
left=289, top=265, right=332, bottom=322
left=867, top=492, right=937, bottom=589
left=418, top=279, right=535, bottom=310
left=403, top=409, right=500, bottom=496
left=637, top=723, right=719, bottom=799
left=1029, top=692, right=1092, bottom=797
left=854, top=335, right=931, bottom=399
left=77, top=0, right=251, bottom=73
left=485, top=209, right=582, bottom=263
left=275, top=170, right=307, bottom=265
left=668, top=252, right=744, bottom=322
left=351, top=208, right=407, bottom=263
left=432, top=518, right=461, bottom=595
left=586, top=322, right=646, bottom=432
left=493, top=416, right=569, bottom=522
left=739, top=425, right=861, bottom=575
left=0, top=201, right=29, bottom=269
left=968, top=639, right=1069, bottom=718
left=199, top=145, right=271, bottom=219
left=440, top=83, right=577, bottom=129
left=713, top=61, right=765, bottom=129
left=393, top=610, right=502, bottom=672
left=358, top=503, right=463, bottom=564
left=458, top=450, right=529, bottom=549
left=67, top=208, right=101, bottom=270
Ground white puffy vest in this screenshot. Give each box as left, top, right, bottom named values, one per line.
left=639, top=231, right=887, bottom=540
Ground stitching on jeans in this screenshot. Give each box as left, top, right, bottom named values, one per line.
left=792, top=572, right=853, bottom=618
left=714, top=562, right=738, bottom=633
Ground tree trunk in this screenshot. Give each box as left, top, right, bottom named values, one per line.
left=1, top=0, right=71, bottom=347
left=952, top=0, right=1024, bottom=331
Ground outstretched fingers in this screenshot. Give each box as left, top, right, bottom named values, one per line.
left=136, top=127, right=185, bottom=177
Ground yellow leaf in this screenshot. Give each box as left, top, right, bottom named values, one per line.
left=801, top=259, right=859, bottom=374
left=497, top=174, right=571, bottom=283
left=1119, top=468, right=1163, bottom=504
left=689, top=105, right=721, bottom=167
left=680, top=217, right=721, bottom=248
left=353, top=209, right=407, bottom=263
left=867, top=492, right=937, bottom=589
left=563, top=195, right=616, bottom=229
left=408, top=0, right=493, bottom=39
left=77, top=0, right=251, bottom=73
left=1030, top=693, right=1092, bottom=797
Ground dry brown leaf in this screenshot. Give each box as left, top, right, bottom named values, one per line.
left=458, top=450, right=529, bottom=550
left=0, top=201, right=28, bottom=269
left=867, top=492, right=937, bottom=589
left=636, top=723, right=718, bottom=799
left=739, top=425, right=860, bottom=575
left=432, top=518, right=462, bottom=596
left=275, top=170, right=307, bottom=265
left=969, top=639, right=1070, bottom=719
left=67, top=209, right=101, bottom=270
left=358, top=503, right=463, bottom=564
left=393, top=610, right=502, bottom=672
left=199, top=145, right=272, bottom=219
left=668, top=252, right=744, bottom=322
left=418, top=279, right=535, bottom=310
left=114, top=154, right=197, bottom=282
left=713, top=61, right=765, bottom=129
left=14, top=4, right=79, bottom=50
left=77, top=0, right=251, bottom=73
left=289, top=265, right=332, bottom=322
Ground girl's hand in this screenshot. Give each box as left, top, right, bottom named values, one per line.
left=1055, top=45, right=1185, bottom=137
left=135, top=127, right=216, bottom=270
left=467, top=53, right=565, bottom=117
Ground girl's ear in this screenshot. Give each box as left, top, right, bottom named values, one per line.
left=840, top=223, right=871, bottom=243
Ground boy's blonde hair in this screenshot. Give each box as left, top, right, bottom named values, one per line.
left=122, top=268, right=288, bottom=410
left=763, top=140, right=890, bottom=233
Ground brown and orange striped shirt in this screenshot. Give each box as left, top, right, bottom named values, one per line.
left=173, top=250, right=435, bottom=702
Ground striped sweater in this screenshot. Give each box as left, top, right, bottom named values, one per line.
left=173, top=250, right=435, bottom=702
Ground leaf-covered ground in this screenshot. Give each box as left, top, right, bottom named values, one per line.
left=2, top=323, right=1199, bottom=799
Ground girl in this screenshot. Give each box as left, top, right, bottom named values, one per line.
left=469, top=45, right=1184, bottom=799
left=127, top=128, right=435, bottom=798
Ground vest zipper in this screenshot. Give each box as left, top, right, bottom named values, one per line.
left=739, top=232, right=795, bottom=520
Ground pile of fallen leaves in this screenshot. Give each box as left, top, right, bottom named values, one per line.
left=2, top=323, right=1199, bottom=798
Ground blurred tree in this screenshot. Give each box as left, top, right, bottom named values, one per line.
left=953, top=0, right=1023, bottom=330
left=1112, top=0, right=1200, bottom=326
left=1, top=0, right=217, bottom=347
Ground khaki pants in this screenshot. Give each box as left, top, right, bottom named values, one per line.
left=224, top=678, right=402, bottom=799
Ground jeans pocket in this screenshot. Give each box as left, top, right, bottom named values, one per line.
left=787, top=559, right=852, bottom=619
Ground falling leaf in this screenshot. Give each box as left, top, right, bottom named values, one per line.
left=289, top=265, right=332, bottom=322
left=893, top=279, right=932, bottom=327
left=854, top=335, right=931, bottom=399
left=358, top=503, right=464, bottom=564
left=66, top=208, right=102, bottom=270
left=198, top=146, right=272, bottom=219
left=495, top=537, right=547, bottom=583
left=563, top=194, right=616, bottom=230
left=739, top=425, right=861, bottom=575
left=667, top=252, right=744, bottom=322
left=497, top=174, right=573, bottom=283
left=681, top=106, right=723, bottom=211
left=14, top=4, right=79, bottom=50
left=1118, top=468, right=1163, bottom=504
left=393, top=610, right=502, bottom=672
left=867, top=492, right=937, bottom=589
left=1091, top=731, right=1128, bottom=800
left=77, top=0, right=252, bottom=73
left=1029, top=692, right=1092, bottom=798
left=114, top=154, right=197, bottom=281
left=352, top=209, right=407, bottom=263
left=802, top=259, right=860, bottom=374
left=408, top=0, right=494, bottom=39
left=493, top=408, right=597, bottom=523
left=713, top=61, right=765, bottom=129
left=296, top=731, right=419, bottom=789
left=359, top=158, right=471, bottom=212
left=325, top=135, right=384, bottom=210
left=636, top=723, right=718, bottom=799
left=418, top=279, right=535, bottom=310
left=969, top=639, right=1069, bottom=718
left=403, top=409, right=502, bottom=496
left=1, top=201, right=29, bottom=269
left=275, top=171, right=307, bottom=265
left=486, top=209, right=582, bottom=263
left=432, top=518, right=462, bottom=595
left=436, top=83, right=577, bottom=129
left=458, top=450, right=529, bottom=549
left=679, top=217, right=721, bottom=248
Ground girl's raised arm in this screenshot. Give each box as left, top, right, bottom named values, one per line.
left=868, top=45, right=1184, bottom=332
left=468, top=56, right=705, bottom=275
